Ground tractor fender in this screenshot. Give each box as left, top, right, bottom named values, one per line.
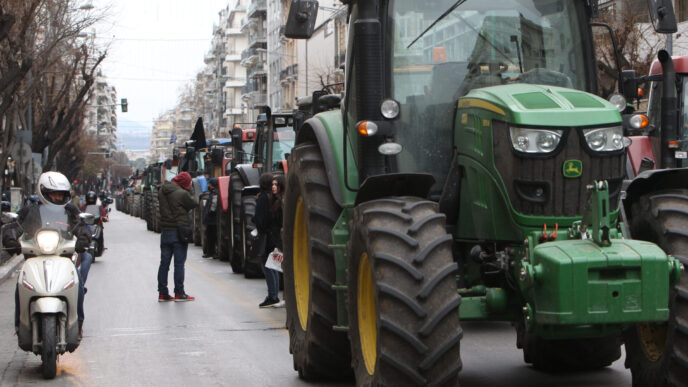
left=234, top=164, right=260, bottom=187
left=217, top=176, right=230, bottom=212
left=295, top=112, right=358, bottom=207
left=355, top=173, right=436, bottom=206
left=241, top=185, right=259, bottom=198
left=626, top=135, right=656, bottom=176
left=623, top=167, right=688, bottom=218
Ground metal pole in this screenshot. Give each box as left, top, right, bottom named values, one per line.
left=667, top=34, right=673, bottom=56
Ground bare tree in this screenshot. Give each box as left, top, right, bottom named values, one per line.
left=594, top=0, right=663, bottom=98
left=0, top=0, right=107, bottom=193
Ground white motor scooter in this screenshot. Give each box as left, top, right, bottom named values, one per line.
left=5, top=209, right=94, bottom=379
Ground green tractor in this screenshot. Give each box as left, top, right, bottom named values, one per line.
left=282, top=0, right=686, bottom=386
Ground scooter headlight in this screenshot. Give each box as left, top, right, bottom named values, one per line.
left=509, top=127, right=564, bottom=154
left=35, top=230, right=60, bottom=255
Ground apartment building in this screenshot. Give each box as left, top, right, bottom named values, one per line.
left=150, top=112, right=174, bottom=162
left=84, top=69, right=118, bottom=155
left=224, top=1, right=249, bottom=130
left=241, top=0, right=268, bottom=123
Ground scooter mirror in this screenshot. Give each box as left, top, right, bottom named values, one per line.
left=1, top=211, right=18, bottom=224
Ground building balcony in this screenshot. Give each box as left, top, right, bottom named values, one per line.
left=248, top=92, right=267, bottom=105
left=226, top=27, right=243, bottom=36
left=280, top=64, right=298, bottom=84
left=247, top=0, right=266, bottom=19
left=247, top=31, right=267, bottom=47
left=225, top=51, right=242, bottom=62
left=248, top=64, right=266, bottom=79
left=224, top=107, right=243, bottom=116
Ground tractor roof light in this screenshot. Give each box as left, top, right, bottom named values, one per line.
left=629, top=114, right=649, bottom=130
left=608, top=93, right=627, bottom=112
left=357, top=121, right=378, bottom=137
left=380, top=99, right=400, bottom=119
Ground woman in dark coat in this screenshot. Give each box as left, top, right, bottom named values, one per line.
left=253, top=173, right=284, bottom=307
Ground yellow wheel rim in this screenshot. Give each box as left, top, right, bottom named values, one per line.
left=293, top=197, right=310, bottom=331
left=358, top=252, right=377, bottom=375
left=637, top=322, right=667, bottom=362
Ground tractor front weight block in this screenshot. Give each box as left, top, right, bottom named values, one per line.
left=519, top=238, right=679, bottom=330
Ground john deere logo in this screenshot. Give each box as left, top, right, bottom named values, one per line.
left=563, top=160, right=583, bottom=178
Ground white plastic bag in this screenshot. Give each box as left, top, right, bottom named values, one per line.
left=265, top=248, right=283, bottom=272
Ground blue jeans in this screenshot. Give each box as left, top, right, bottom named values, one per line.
left=263, top=266, right=280, bottom=300
left=158, top=230, right=188, bottom=295
left=77, top=251, right=93, bottom=322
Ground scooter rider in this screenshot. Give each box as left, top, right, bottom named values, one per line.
left=82, top=191, right=108, bottom=248
left=4, top=172, right=93, bottom=338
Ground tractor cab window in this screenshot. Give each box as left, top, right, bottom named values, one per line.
left=242, top=141, right=255, bottom=163
left=272, top=125, right=295, bottom=170
left=389, top=0, right=590, bottom=193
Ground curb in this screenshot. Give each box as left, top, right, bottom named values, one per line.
left=0, top=255, right=23, bottom=284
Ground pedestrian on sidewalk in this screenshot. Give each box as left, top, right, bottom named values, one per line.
left=157, top=171, right=198, bottom=302
left=202, top=178, right=218, bottom=258
left=253, top=173, right=284, bottom=308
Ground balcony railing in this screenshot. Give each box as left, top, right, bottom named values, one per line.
left=280, top=64, right=298, bottom=82
left=248, top=64, right=266, bottom=78
left=247, top=0, right=266, bottom=19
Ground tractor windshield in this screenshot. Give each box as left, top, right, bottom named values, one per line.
left=389, top=0, right=591, bottom=191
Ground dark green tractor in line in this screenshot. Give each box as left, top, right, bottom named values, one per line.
left=141, top=163, right=163, bottom=232
left=282, top=0, right=686, bottom=386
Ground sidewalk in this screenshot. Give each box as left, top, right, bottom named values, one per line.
left=0, top=254, right=22, bottom=284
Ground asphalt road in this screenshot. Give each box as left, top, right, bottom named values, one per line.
left=0, top=208, right=633, bottom=386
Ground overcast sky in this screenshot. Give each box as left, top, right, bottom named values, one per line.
left=90, top=0, right=231, bottom=143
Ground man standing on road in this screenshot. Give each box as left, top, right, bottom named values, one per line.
left=202, top=178, right=218, bottom=259
left=157, top=171, right=198, bottom=302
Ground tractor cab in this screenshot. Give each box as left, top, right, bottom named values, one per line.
left=253, top=110, right=296, bottom=174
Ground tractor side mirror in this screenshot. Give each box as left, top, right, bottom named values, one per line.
left=622, top=70, right=639, bottom=101
left=231, top=127, right=243, bottom=153
left=647, top=0, right=677, bottom=33
left=285, top=0, right=319, bottom=39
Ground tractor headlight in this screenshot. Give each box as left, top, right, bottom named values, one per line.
left=583, top=125, right=625, bottom=152
left=509, top=127, right=564, bottom=154
left=35, top=230, right=60, bottom=255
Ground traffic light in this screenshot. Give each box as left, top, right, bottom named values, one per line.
left=121, top=98, right=128, bottom=113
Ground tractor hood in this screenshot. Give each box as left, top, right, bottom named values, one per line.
left=459, top=84, right=621, bottom=127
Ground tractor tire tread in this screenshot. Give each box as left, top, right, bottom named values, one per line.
left=348, top=197, right=461, bottom=386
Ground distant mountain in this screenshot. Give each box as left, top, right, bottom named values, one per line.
left=117, top=119, right=151, bottom=150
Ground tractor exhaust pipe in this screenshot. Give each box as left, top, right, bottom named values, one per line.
left=658, top=49, right=678, bottom=169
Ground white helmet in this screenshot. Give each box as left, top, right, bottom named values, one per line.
left=37, top=172, right=72, bottom=206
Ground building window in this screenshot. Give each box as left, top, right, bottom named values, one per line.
left=679, top=0, right=688, bottom=22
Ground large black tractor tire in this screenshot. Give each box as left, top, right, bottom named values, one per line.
left=520, top=330, right=621, bottom=371
left=230, top=172, right=245, bottom=273
left=347, top=197, right=462, bottom=386
left=144, top=192, right=153, bottom=230
left=194, top=204, right=204, bottom=247
left=624, top=189, right=688, bottom=387
left=41, top=314, right=57, bottom=379
left=217, top=208, right=231, bottom=262
left=152, top=195, right=161, bottom=233
left=241, top=195, right=263, bottom=278
left=282, top=143, right=351, bottom=380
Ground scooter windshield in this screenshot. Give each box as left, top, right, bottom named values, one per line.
left=20, top=205, right=72, bottom=239
left=83, top=205, right=102, bottom=220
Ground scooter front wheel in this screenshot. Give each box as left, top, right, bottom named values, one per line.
left=41, top=314, right=57, bottom=379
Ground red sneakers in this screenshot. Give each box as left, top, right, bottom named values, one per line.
left=175, top=293, right=195, bottom=302
left=158, top=293, right=174, bottom=302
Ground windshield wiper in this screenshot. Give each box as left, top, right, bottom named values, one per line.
left=407, top=0, right=468, bottom=49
